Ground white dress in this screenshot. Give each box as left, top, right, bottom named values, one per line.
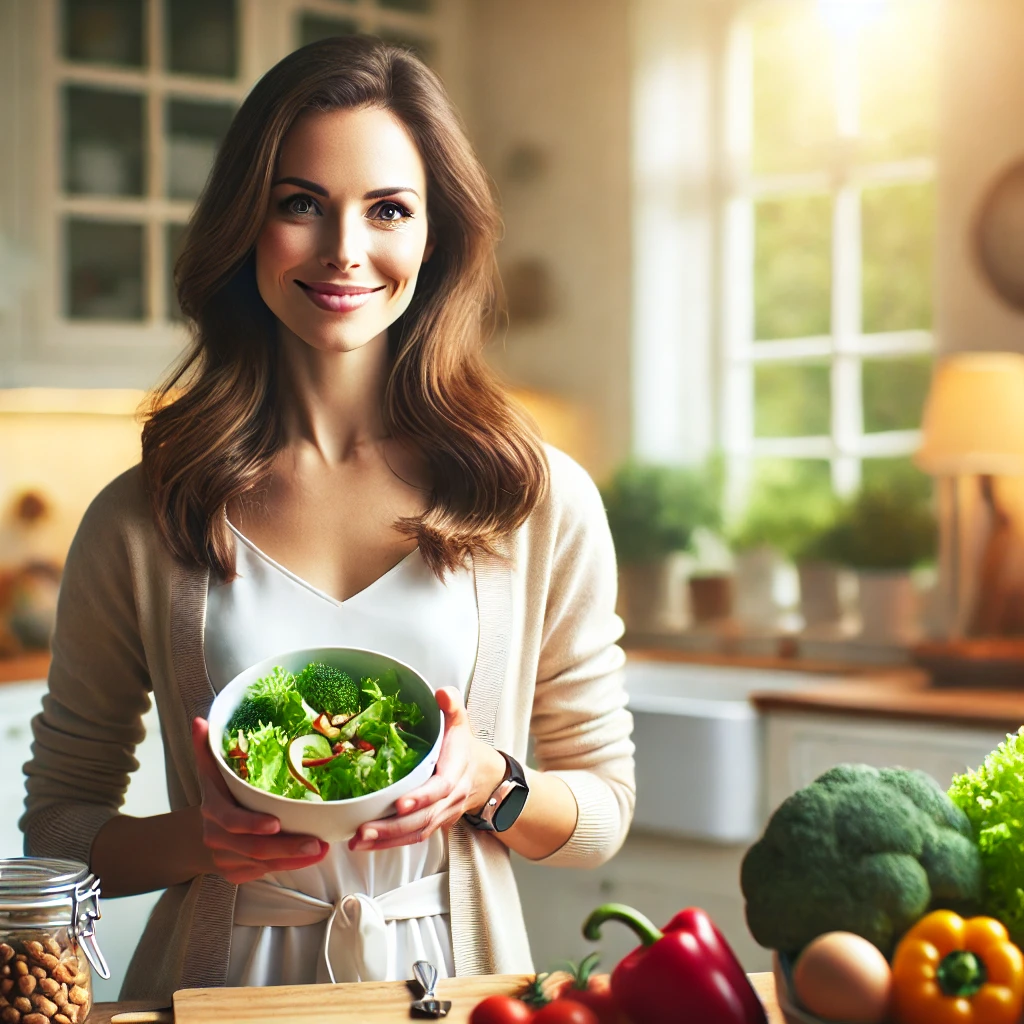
left=204, top=521, right=479, bottom=986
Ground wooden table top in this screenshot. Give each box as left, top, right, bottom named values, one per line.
left=87, top=972, right=786, bottom=1023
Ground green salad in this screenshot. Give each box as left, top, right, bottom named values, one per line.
left=222, top=662, right=429, bottom=801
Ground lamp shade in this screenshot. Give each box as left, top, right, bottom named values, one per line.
left=915, top=352, right=1024, bottom=475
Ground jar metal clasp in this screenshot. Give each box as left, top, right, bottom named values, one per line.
left=69, top=875, right=110, bottom=980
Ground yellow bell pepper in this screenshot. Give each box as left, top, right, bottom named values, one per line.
left=891, top=909, right=1024, bottom=1024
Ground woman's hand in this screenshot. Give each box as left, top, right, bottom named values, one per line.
left=192, top=717, right=329, bottom=883
left=348, top=688, right=507, bottom=852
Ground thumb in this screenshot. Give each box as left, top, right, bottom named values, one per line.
left=435, top=687, right=467, bottom=726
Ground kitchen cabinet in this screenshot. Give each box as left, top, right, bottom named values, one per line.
left=763, top=709, right=1007, bottom=810
left=0, top=676, right=170, bottom=1003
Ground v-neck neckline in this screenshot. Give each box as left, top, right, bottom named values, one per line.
left=226, top=519, right=419, bottom=608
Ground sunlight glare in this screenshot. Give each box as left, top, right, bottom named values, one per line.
left=818, top=0, right=888, bottom=38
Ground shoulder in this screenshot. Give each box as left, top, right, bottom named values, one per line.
left=69, top=464, right=156, bottom=562
left=538, top=444, right=608, bottom=533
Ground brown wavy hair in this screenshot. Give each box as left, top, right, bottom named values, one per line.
left=142, top=35, right=548, bottom=579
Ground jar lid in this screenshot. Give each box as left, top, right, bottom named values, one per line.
left=0, top=857, right=111, bottom=979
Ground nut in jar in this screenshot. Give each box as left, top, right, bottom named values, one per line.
left=0, top=860, right=110, bottom=1024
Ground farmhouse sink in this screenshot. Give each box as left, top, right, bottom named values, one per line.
left=624, top=658, right=838, bottom=843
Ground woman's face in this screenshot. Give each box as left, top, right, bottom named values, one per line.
left=255, top=105, right=434, bottom=353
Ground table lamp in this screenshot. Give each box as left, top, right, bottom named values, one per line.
left=914, top=352, right=1024, bottom=639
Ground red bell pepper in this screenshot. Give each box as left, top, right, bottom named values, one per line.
left=583, top=903, right=767, bottom=1024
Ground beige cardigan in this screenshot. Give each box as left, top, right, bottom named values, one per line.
left=20, top=446, right=635, bottom=1002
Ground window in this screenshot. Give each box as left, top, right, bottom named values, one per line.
left=721, top=0, right=939, bottom=502
left=48, top=0, right=246, bottom=366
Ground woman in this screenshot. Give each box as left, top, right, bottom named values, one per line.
left=20, top=36, right=634, bottom=1002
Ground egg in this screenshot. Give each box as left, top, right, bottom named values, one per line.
left=792, top=931, right=892, bottom=1024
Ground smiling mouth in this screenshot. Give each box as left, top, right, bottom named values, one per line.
left=295, top=281, right=386, bottom=313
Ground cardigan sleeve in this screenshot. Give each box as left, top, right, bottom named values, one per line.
left=19, top=487, right=152, bottom=867
left=527, top=450, right=636, bottom=868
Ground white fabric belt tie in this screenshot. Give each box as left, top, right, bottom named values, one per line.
left=234, top=870, right=450, bottom=983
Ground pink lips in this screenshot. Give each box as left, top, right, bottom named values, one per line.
left=296, top=281, right=385, bottom=313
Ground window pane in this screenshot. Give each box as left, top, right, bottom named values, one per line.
left=754, top=361, right=831, bottom=437
left=62, top=0, right=145, bottom=66
left=379, top=0, right=434, bottom=11
left=66, top=219, right=146, bottom=320
left=862, top=182, right=935, bottom=333
left=858, top=1, right=939, bottom=162
left=376, top=28, right=435, bottom=63
left=166, top=0, right=238, bottom=78
left=166, top=223, right=188, bottom=322
left=862, top=456, right=932, bottom=502
left=166, top=99, right=235, bottom=199
left=64, top=86, right=145, bottom=196
left=751, top=2, right=836, bottom=175
left=755, top=195, right=832, bottom=340
left=862, top=355, right=932, bottom=434
left=299, top=14, right=359, bottom=47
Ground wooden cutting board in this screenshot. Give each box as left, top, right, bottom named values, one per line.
left=173, top=973, right=535, bottom=1023
left=171, top=971, right=784, bottom=1023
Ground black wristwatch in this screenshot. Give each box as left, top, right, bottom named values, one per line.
left=464, top=751, right=529, bottom=833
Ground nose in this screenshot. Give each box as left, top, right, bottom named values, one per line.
left=320, top=210, right=366, bottom=272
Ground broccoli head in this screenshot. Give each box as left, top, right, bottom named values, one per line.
left=296, top=662, right=360, bottom=717
left=226, top=695, right=278, bottom=734
left=741, top=763, right=983, bottom=957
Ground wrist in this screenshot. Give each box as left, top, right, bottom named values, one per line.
left=469, top=742, right=509, bottom=813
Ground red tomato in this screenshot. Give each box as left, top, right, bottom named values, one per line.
left=532, top=1000, right=600, bottom=1024
left=469, top=994, right=535, bottom=1024
left=559, top=976, right=625, bottom=1024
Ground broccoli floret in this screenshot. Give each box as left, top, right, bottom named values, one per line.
left=741, top=763, right=983, bottom=957
left=296, top=662, right=360, bottom=717
left=226, top=695, right=278, bottom=734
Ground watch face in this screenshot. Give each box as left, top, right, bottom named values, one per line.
left=493, top=784, right=529, bottom=832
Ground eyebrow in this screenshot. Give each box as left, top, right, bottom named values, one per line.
left=271, top=176, right=421, bottom=200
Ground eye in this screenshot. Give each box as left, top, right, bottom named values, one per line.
left=279, top=194, right=320, bottom=217
left=370, top=200, right=413, bottom=223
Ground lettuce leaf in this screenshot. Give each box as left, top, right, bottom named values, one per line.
left=242, top=722, right=307, bottom=799
left=948, top=726, right=1024, bottom=943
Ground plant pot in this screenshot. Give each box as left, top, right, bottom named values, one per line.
left=618, top=553, right=689, bottom=633
left=797, top=561, right=844, bottom=628
left=734, top=546, right=785, bottom=629
left=688, top=573, right=733, bottom=624
left=856, top=570, right=919, bottom=643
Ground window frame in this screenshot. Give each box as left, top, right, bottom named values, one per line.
left=720, top=0, right=937, bottom=501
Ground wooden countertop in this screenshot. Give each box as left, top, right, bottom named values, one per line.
left=5, top=648, right=1024, bottom=729
left=750, top=675, right=1024, bottom=731
left=0, top=650, right=49, bottom=683
left=86, top=972, right=786, bottom=1023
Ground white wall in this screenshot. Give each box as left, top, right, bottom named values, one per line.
left=466, top=0, right=633, bottom=480
left=937, top=0, right=1024, bottom=354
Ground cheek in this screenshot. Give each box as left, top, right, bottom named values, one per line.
left=256, top=222, right=312, bottom=283
left=372, top=229, right=430, bottom=288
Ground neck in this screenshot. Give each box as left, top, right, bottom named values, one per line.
left=276, top=324, right=392, bottom=463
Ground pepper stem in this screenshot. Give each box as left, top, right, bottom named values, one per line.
left=936, top=950, right=987, bottom=998
left=582, top=903, right=664, bottom=947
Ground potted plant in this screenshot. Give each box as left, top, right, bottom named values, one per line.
left=601, top=459, right=723, bottom=633
left=811, top=485, right=938, bottom=643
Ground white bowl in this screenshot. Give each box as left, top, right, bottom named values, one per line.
left=207, top=646, right=443, bottom=843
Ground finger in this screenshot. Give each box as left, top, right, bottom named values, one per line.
left=213, top=847, right=331, bottom=877
left=356, top=805, right=439, bottom=845
left=393, top=772, right=458, bottom=817
left=206, top=824, right=328, bottom=862
left=193, top=717, right=281, bottom=835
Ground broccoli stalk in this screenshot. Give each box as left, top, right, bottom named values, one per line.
left=295, top=662, right=360, bottom=717
left=741, top=763, right=983, bottom=957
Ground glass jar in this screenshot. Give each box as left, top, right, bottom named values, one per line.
left=0, top=859, right=110, bottom=1024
